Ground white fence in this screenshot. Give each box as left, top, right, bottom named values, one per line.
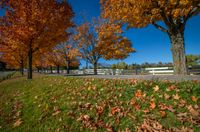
left=35, top=66, right=200, bottom=75
left=145, top=67, right=174, bottom=75
left=40, top=68, right=175, bottom=75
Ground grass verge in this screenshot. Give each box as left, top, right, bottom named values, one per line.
left=0, top=74, right=200, bottom=131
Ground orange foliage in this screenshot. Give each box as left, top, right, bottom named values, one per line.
left=0, top=0, right=74, bottom=78
left=101, top=0, right=199, bottom=29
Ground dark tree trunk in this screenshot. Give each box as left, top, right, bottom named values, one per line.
left=37, top=68, right=40, bottom=73
left=27, top=43, right=33, bottom=79
left=86, top=60, right=88, bottom=69
left=169, top=32, right=187, bottom=75
left=57, top=65, right=60, bottom=74
left=66, top=60, right=70, bottom=74
left=93, top=62, right=97, bottom=75
left=50, top=66, right=53, bottom=74
left=20, top=60, right=24, bottom=76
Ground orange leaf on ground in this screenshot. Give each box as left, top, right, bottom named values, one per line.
left=111, top=107, right=121, bottom=115
left=160, top=111, right=166, bottom=118
left=135, top=90, right=143, bottom=98
left=13, top=119, right=23, bottom=128
left=150, top=101, right=156, bottom=109
left=191, top=96, right=197, bottom=102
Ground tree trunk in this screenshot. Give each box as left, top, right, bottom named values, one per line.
left=93, top=62, right=98, bottom=75
left=86, top=60, right=88, bottom=69
left=169, top=32, right=187, bottom=75
left=66, top=60, right=70, bottom=74
left=57, top=65, right=60, bottom=74
left=37, top=67, right=40, bottom=73
left=20, top=60, right=24, bottom=76
left=27, top=43, right=33, bottom=79
left=50, top=66, right=53, bottom=74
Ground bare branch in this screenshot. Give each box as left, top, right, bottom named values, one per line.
left=152, top=22, right=168, bottom=33
left=184, top=4, right=200, bottom=23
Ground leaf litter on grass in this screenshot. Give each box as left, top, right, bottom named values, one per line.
left=0, top=76, right=200, bottom=131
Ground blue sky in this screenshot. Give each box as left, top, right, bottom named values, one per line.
left=1, top=0, right=200, bottom=67
left=68, top=0, right=200, bottom=67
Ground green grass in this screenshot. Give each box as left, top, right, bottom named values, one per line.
left=0, top=74, right=200, bottom=131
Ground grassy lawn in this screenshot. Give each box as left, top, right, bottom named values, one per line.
left=0, top=74, right=200, bottom=131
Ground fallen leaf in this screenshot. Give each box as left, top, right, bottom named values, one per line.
left=178, top=99, right=186, bottom=107
left=150, top=101, right=156, bottom=109
left=135, top=90, right=143, bottom=98
left=111, top=107, right=121, bottom=115
left=167, top=85, right=176, bottom=91
left=134, top=103, right=141, bottom=110
left=160, top=111, right=166, bottom=118
left=194, top=104, right=199, bottom=109
left=173, top=94, right=180, bottom=100
left=13, top=119, right=23, bottom=128
left=191, top=96, right=197, bottom=102
left=52, top=110, right=61, bottom=116
left=16, top=111, right=21, bottom=117
left=187, top=105, right=199, bottom=116
left=164, top=94, right=170, bottom=100
left=143, top=109, right=150, bottom=114
left=177, top=112, right=187, bottom=117
left=159, top=103, right=175, bottom=112
left=137, top=119, right=163, bottom=131
left=153, top=85, right=159, bottom=92
left=96, top=105, right=104, bottom=115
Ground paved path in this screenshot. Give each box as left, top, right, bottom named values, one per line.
left=60, top=74, right=200, bottom=82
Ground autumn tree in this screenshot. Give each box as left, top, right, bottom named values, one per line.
left=75, top=18, right=134, bottom=75
left=0, top=0, right=74, bottom=79
left=0, top=47, right=26, bottom=75
left=75, top=22, right=101, bottom=75
left=45, top=49, right=65, bottom=74
left=0, top=30, right=27, bottom=75
left=56, top=36, right=81, bottom=74
left=32, top=50, right=51, bottom=73
left=101, top=0, right=200, bottom=75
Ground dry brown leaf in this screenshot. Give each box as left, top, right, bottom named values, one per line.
left=177, top=112, right=187, bottom=117
left=164, top=94, right=170, bottom=100
left=187, top=105, right=199, bottom=117
left=143, top=109, right=150, bottom=114
left=194, top=104, right=199, bottom=109
left=137, top=119, right=163, bottom=131
left=13, top=118, right=23, bottom=128
left=52, top=110, right=61, bottom=116
left=153, top=85, right=159, bottom=92
left=16, top=111, right=21, bottom=117
left=178, top=99, right=186, bottom=108
left=173, top=94, right=180, bottom=100
left=160, top=111, right=166, bottom=118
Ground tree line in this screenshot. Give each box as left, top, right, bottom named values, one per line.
left=0, top=0, right=199, bottom=79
